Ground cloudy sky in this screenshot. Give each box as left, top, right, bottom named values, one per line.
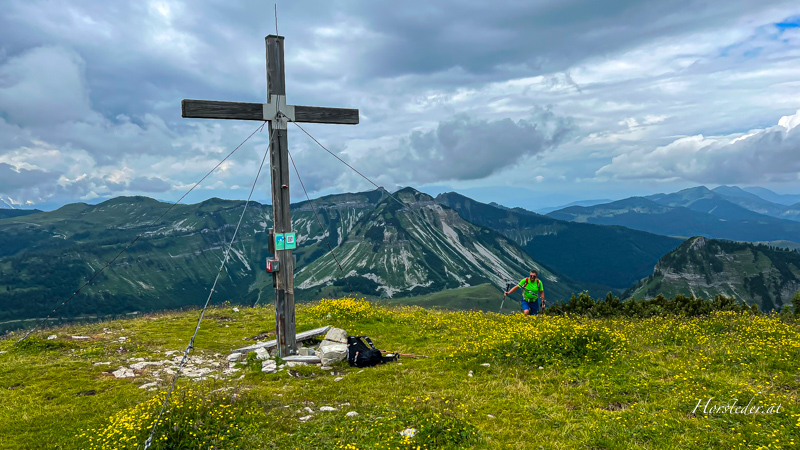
left=1, top=0, right=799, bottom=211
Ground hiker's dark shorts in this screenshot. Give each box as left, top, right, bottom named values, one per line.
left=521, top=299, right=540, bottom=314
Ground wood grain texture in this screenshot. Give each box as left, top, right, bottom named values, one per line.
left=294, top=105, right=359, bottom=124
left=181, top=100, right=263, bottom=120
left=266, top=35, right=285, bottom=97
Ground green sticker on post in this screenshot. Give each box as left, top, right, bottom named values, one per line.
left=274, top=233, right=285, bottom=251
left=284, top=232, right=297, bottom=250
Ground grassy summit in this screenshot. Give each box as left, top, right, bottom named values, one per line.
left=1, top=299, right=798, bottom=449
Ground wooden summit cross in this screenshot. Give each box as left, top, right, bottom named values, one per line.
left=181, top=35, right=359, bottom=357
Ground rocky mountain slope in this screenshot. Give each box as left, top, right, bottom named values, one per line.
left=436, top=192, right=682, bottom=289
left=625, top=236, right=800, bottom=311
left=0, top=189, right=581, bottom=326
left=296, top=188, right=580, bottom=301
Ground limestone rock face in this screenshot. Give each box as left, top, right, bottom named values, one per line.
left=319, top=328, right=348, bottom=366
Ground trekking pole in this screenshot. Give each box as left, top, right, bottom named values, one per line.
left=499, top=282, right=511, bottom=314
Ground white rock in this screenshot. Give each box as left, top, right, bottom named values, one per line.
left=480, top=363, right=490, bottom=367
left=118, top=337, right=127, bottom=343
left=71, top=335, right=90, bottom=340
left=538, top=366, right=544, bottom=370
left=320, top=366, right=332, bottom=370
left=286, top=361, right=307, bottom=368
left=227, top=353, right=244, bottom=362
left=340, top=402, right=351, bottom=406
left=183, top=367, right=213, bottom=378
left=255, top=348, right=271, bottom=361
left=139, top=382, right=158, bottom=390
left=164, top=350, right=179, bottom=356
left=346, top=411, right=358, bottom=417
left=232, top=307, right=240, bottom=312
left=468, top=370, right=474, bottom=377
left=319, top=406, right=336, bottom=412
left=298, top=347, right=316, bottom=356
left=278, top=364, right=286, bottom=369
left=304, top=406, right=314, bottom=414
left=299, top=415, right=312, bottom=422
left=130, top=361, right=164, bottom=370
left=334, top=377, right=343, bottom=382
left=487, top=414, right=495, bottom=419
left=319, top=327, right=348, bottom=365
left=0, top=351, right=7, bottom=354
left=93, top=361, right=112, bottom=366
left=400, top=428, right=417, bottom=438
left=358, top=370, right=364, bottom=374
left=112, top=367, right=135, bottom=378
left=261, top=360, right=277, bottom=373
left=47, top=335, right=57, bottom=340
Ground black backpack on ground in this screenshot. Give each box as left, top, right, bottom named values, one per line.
left=346, top=336, right=398, bottom=368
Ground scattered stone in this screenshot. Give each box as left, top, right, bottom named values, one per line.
left=139, top=382, right=158, bottom=390
left=0, top=351, right=6, bottom=355
left=163, top=350, right=179, bottom=356
left=76, top=390, right=96, bottom=397
left=298, top=347, right=316, bottom=356
left=128, top=357, right=145, bottom=362
left=304, top=406, right=314, bottom=414
left=47, top=335, right=57, bottom=340
left=468, top=370, right=474, bottom=377
left=261, top=360, right=277, bottom=374
left=118, top=337, right=127, bottom=343
left=340, top=402, right=351, bottom=406
left=93, top=361, right=112, bottom=366
left=334, top=377, right=343, bottom=382
left=112, top=367, right=135, bottom=378
left=232, top=307, right=240, bottom=313
left=130, top=361, right=164, bottom=370
left=346, top=411, right=359, bottom=417
left=71, top=335, right=90, bottom=340
left=487, top=414, right=495, bottom=419
left=183, top=367, right=213, bottom=378
left=400, top=428, right=417, bottom=438
left=227, top=353, right=244, bottom=362
left=286, top=361, right=307, bottom=368
left=319, top=406, right=336, bottom=412
left=319, top=327, right=348, bottom=366
left=298, top=415, right=312, bottom=423
left=480, top=363, right=490, bottom=367
left=358, top=370, right=364, bottom=374
left=538, top=366, right=544, bottom=370
left=255, top=348, right=271, bottom=361
left=320, top=365, right=332, bottom=370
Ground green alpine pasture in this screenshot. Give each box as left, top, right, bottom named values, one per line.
left=1, top=298, right=798, bottom=449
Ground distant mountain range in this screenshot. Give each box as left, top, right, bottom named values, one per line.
left=2, top=184, right=798, bottom=324
left=548, top=186, right=800, bottom=245
left=436, top=193, right=681, bottom=289
left=0, top=189, right=587, bottom=325
left=625, top=237, right=800, bottom=312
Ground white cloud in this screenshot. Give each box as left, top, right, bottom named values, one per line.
left=597, top=109, right=800, bottom=183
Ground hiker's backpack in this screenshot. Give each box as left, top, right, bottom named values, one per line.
left=346, top=336, right=398, bottom=368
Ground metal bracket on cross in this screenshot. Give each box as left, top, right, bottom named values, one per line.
left=263, top=95, right=295, bottom=129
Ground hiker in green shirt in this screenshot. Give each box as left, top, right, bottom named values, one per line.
left=505, top=269, right=545, bottom=315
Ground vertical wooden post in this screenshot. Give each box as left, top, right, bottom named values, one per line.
left=266, top=35, right=296, bottom=357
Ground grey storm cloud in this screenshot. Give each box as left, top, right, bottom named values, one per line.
left=0, top=162, right=60, bottom=191
left=364, top=109, right=576, bottom=184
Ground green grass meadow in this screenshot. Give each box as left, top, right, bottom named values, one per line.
left=0, top=298, right=798, bottom=449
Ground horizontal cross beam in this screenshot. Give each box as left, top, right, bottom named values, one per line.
left=181, top=99, right=359, bottom=125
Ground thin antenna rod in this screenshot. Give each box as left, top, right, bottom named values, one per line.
left=274, top=4, right=279, bottom=35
